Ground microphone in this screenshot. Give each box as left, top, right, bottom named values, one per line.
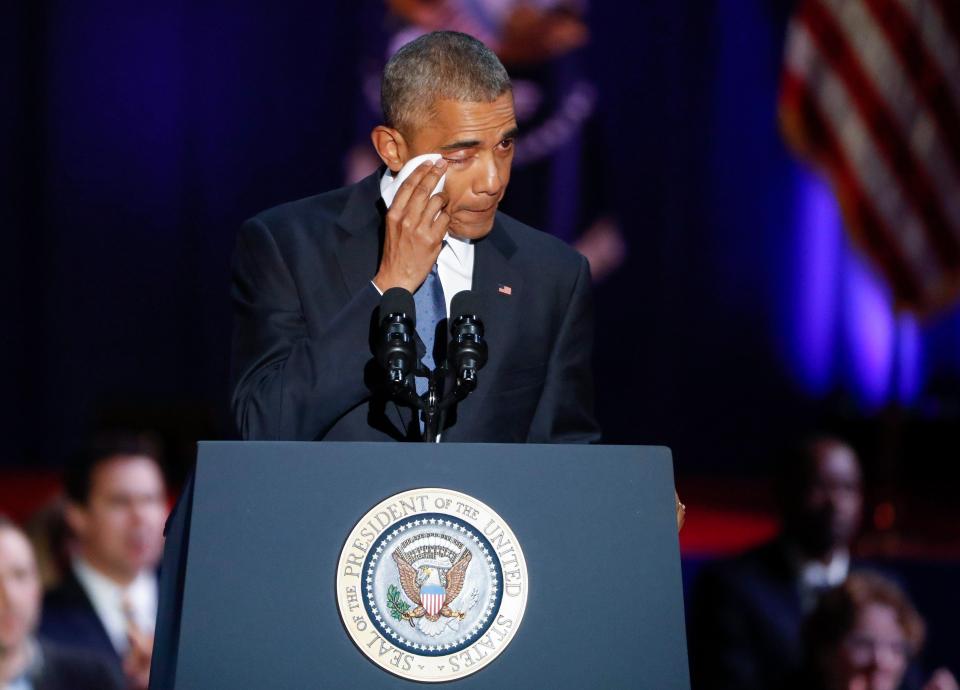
left=377, top=288, right=417, bottom=385
left=447, top=291, right=487, bottom=389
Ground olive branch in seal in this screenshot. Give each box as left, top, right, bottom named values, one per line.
left=387, top=584, right=410, bottom=621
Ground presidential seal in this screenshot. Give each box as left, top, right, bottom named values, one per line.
left=336, top=488, right=528, bottom=682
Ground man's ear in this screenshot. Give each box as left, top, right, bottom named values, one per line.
left=371, top=126, right=408, bottom=173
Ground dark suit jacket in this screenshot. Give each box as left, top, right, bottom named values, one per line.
left=687, top=538, right=896, bottom=690
left=230, top=169, right=600, bottom=442
left=38, top=569, right=121, bottom=678
left=32, top=641, right=123, bottom=690
left=688, top=538, right=805, bottom=690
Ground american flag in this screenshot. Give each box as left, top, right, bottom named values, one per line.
left=779, top=0, right=960, bottom=314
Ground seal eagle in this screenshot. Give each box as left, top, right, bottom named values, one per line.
left=391, top=548, right=472, bottom=624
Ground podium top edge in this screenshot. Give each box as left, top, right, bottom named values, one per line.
left=195, top=440, right=673, bottom=452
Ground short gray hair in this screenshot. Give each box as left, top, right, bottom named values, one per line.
left=381, top=31, right=512, bottom=135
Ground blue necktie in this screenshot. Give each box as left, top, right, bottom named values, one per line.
left=413, top=262, right=446, bottom=400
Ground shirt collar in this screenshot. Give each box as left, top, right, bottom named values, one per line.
left=442, top=233, right=473, bottom=266
left=73, top=557, right=126, bottom=601
left=72, top=558, right=156, bottom=620
left=379, top=166, right=396, bottom=198
left=787, top=545, right=851, bottom=588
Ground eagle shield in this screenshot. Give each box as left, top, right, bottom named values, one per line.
left=421, top=582, right=445, bottom=617
left=391, top=548, right=473, bottom=623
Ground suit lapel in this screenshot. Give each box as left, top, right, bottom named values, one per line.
left=333, top=170, right=417, bottom=437
left=442, top=216, right=523, bottom=441
left=471, top=214, right=523, bottom=361
left=61, top=569, right=122, bottom=662
left=333, top=170, right=385, bottom=299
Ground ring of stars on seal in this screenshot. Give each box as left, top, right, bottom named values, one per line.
left=362, top=513, right=503, bottom=656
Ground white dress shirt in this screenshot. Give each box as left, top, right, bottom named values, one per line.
left=377, top=168, right=475, bottom=310
left=798, top=549, right=849, bottom=590
left=72, top=558, right=158, bottom=655
left=791, top=547, right=850, bottom=611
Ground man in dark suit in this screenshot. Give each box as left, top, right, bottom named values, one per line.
left=687, top=436, right=865, bottom=690
left=150, top=32, right=598, bottom=689
left=0, top=515, right=122, bottom=690
left=39, top=433, right=167, bottom=690
left=230, top=30, right=599, bottom=443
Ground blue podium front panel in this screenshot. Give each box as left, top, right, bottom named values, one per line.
left=170, top=442, right=689, bottom=689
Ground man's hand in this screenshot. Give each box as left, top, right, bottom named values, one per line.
left=675, top=490, right=686, bottom=532
left=373, top=158, right=450, bottom=293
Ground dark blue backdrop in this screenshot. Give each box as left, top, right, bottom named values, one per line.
left=4, top=0, right=959, bottom=489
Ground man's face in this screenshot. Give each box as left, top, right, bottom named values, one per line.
left=403, top=93, right=517, bottom=240
left=800, top=442, right=863, bottom=553
left=0, top=527, right=41, bottom=653
left=68, top=455, right=167, bottom=582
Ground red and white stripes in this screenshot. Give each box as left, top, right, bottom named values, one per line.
left=780, top=0, right=960, bottom=313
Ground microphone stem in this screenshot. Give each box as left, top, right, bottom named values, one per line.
left=422, top=369, right=443, bottom=442
left=390, top=382, right=423, bottom=409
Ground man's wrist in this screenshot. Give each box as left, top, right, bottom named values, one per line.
left=372, top=270, right=420, bottom=294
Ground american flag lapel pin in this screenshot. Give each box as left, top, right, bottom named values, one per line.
left=498, top=284, right=512, bottom=296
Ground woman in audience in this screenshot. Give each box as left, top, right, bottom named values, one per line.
left=800, top=570, right=957, bottom=690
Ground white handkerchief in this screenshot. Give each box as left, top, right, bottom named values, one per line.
left=380, top=153, right=446, bottom=209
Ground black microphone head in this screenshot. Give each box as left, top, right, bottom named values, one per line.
left=380, top=287, right=416, bottom=326
left=448, top=289, right=487, bottom=376
left=449, top=290, right=482, bottom=322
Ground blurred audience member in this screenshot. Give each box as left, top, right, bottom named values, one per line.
left=39, top=433, right=167, bottom=690
left=24, top=500, right=70, bottom=592
left=798, top=570, right=957, bottom=690
left=0, top=515, right=122, bottom=690
left=688, top=435, right=864, bottom=690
